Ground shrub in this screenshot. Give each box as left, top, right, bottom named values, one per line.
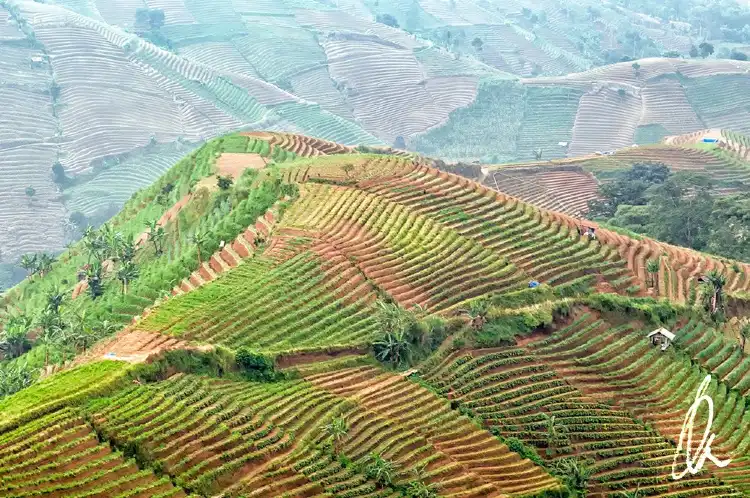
left=235, top=347, right=281, bottom=381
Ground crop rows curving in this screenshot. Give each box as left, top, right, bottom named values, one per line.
left=524, top=313, right=750, bottom=493
left=0, top=409, right=185, bottom=498
left=419, top=312, right=745, bottom=497
left=305, top=366, right=562, bottom=496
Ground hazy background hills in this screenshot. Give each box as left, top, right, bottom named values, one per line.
left=2, top=0, right=750, bottom=289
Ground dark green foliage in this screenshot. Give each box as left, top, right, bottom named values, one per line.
left=500, top=435, right=545, bottom=467
left=730, top=50, right=748, bottom=60
left=130, top=348, right=235, bottom=383
left=234, top=347, right=282, bottom=381
left=586, top=293, right=679, bottom=325
left=217, top=175, right=234, bottom=190
left=587, top=163, right=670, bottom=218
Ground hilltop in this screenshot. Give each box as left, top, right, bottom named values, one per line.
left=4, top=0, right=750, bottom=288
left=1, top=132, right=750, bottom=497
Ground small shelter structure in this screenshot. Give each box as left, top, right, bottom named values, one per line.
left=648, top=327, right=675, bottom=351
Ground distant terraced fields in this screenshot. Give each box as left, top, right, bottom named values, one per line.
left=4, top=0, right=750, bottom=284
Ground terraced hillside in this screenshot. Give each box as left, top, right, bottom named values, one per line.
left=418, top=309, right=750, bottom=496
left=4, top=0, right=750, bottom=287
left=2, top=131, right=750, bottom=497
left=480, top=128, right=750, bottom=217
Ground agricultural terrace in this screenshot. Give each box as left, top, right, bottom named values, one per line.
left=417, top=307, right=749, bottom=497
left=0, top=354, right=563, bottom=497
left=4, top=132, right=750, bottom=497
left=137, top=149, right=646, bottom=356
left=0, top=133, right=319, bottom=373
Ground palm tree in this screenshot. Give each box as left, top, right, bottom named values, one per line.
left=646, top=259, right=660, bottom=290
left=86, top=260, right=104, bottom=300
left=192, top=230, right=209, bottom=264
left=701, top=270, right=727, bottom=315
left=375, top=300, right=415, bottom=334
left=117, top=260, right=139, bottom=295
left=373, top=330, right=411, bottom=367
left=145, top=220, right=166, bottom=255
left=364, top=453, right=397, bottom=487
left=45, top=287, right=65, bottom=315
left=20, top=253, right=38, bottom=277
left=406, top=481, right=436, bottom=498
left=540, top=413, right=560, bottom=451
left=66, top=310, right=101, bottom=354
left=553, top=458, right=592, bottom=496
left=35, top=319, right=62, bottom=369
left=0, top=315, right=32, bottom=359
left=321, top=416, right=348, bottom=449
left=37, top=253, right=56, bottom=277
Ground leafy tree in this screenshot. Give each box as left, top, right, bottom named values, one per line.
left=731, top=50, right=748, bottom=60
left=632, top=61, right=641, bottom=76
left=588, top=163, right=670, bottom=218
left=217, top=175, right=234, bottom=190
left=25, top=186, right=36, bottom=203
left=51, top=161, right=67, bottom=185
left=341, top=163, right=355, bottom=179
left=699, top=41, right=715, bottom=58
left=471, top=37, right=483, bottom=51
left=689, top=45, right=699, bottom=57
left=364, top=453, right=397, bottom=487
left=393, top=136, right=407, bottom=149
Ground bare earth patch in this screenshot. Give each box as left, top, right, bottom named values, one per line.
left=75, top=329, right=210, bottom=365
left=217, top=153, right=267, bottom=179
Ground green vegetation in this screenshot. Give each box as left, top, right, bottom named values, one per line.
left=590, top=163, right=750, bottom=263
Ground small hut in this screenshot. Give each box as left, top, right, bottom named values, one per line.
left=648, top=327, right=675, bottom=351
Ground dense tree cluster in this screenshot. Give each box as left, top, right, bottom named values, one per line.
left=589, top=163, right=750, bottom=263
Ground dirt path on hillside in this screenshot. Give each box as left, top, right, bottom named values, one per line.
left=73, top=329, right=210, bottom=366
